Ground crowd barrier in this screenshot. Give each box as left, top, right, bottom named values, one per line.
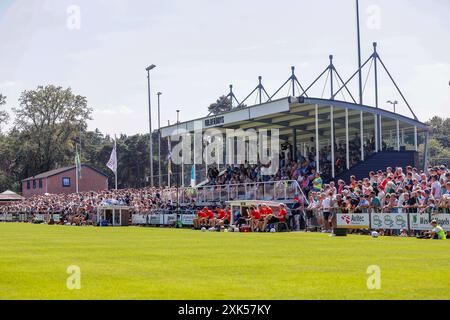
left=0, top=212, right=61, bottom=223
left=159, top=180, right=308, bottom=206
left=334, top=212, right=450, bottom=231
left=131, top=210, right=196, bottom=226
left=2, top=211, right=449, bottom=232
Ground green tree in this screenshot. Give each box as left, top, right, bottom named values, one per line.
left=426, top=116, right=450, bottom=149
left=0, top=94, right=9, bottom=132
left=12, top=85, right=92, bottom=177
left=208, top=95, right=232, bottom=115
left=207, top=95, right=247, bottom=116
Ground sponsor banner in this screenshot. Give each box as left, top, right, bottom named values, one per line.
left=181, top=214, right=196, bottom=226
left=34, top=214, right=44, bottom=221
left=148, top=214, right=162, bottom=225
left=0, top=213, right=4, bottom=221
left=336, top=213, right=370, bottom=229
left=371, top=213, right=408, bottom=230
left=132, top=214, right=147, bottom=225
left=164, top=214, right=177, bottom=225
left=409, top=213, right=432, bottom=231
left=53, top=214, right=60, bottom=221
left=5, top=214, right=13, bottom=221
left=432, top=214, right=450, bottom=231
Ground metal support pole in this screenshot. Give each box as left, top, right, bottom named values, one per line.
left=396, top=120, right=400, bottom=151
left=291, top=66, right=296, bottom=96
left=374, top=114, right=379, bottom=153
left=157, top=92, right=162, bottom=188
left=345, top=108, right=350, bottom=170
left=146, top=66, right=156, bottom=187
left=356, top=0, right=364, bottom=105
left=424, top=130, right=430, bottom=172
left=360, top=111, right=364, bottom=161
left=414, top=126, right=418, bottom=152
left=329, top=55, right=334, bottom=100
left=293, top=129, right=297, bottom=162
left=379, top=117, right=383, bottom=151
left=373, top=43, right=381, bottom=152
left=330, top=106, right=335, bottom=179
left=258, top=76, right=263, bottom=105
left=229, top=85, right=234, bottom=108
left=315, top=105, right=320, bottom=173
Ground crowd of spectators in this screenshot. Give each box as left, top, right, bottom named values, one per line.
left=204, top=136, right=382, bottom=188
left=304, top=164, right=450, bottom=234
left=0, top=187, right=181, bottom=223
left=1, top=160, right=449, bottom=234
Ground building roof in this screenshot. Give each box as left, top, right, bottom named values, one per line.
left=0, top=190, right=25, bottom=201
left=160, top=97, right=429, bottom=138
left=22, top=164, right=109, bottom=182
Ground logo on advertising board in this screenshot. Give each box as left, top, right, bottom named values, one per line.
left=371, top=213, right=408, bottom=230
left=337, top=213, right=370, bottom=229
left=433, top=214, right=450, bottom=231
left=410, top=213, right=431, bottom=231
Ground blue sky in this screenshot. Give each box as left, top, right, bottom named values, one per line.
left=0, top=0, right=449, bottom=135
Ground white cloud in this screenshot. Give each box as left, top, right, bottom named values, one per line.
left=95, top=105, right=134, bottom=116
left=0, top=81, right=17, bottom=88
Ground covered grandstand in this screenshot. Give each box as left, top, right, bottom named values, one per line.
left=160, top=43, right=430, bottom=193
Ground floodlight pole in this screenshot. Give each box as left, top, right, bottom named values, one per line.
left=329, top=55, right=334, bottom=99
left=157, top=92, right=162, bottom=188
left=373, top=42, right=382, bottom=151
left=146, top=64, right=156, bottom=188
left=176, top=110, right=180, bottom=207
left=356, top=0, right=364, bottom=105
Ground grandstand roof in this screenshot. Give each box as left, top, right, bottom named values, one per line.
left=161, top=97, right=429, bottom=138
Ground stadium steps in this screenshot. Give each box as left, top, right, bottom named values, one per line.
left=334, top=151, right=420, bottom=182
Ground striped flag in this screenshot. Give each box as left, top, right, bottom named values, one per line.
left=168, top=151, right=173, bottom=175
left=107, top=138, right=117, bottom=174
left=75, top=148, right=82, bottom=179
left=190, top=165, right=196, bottom=187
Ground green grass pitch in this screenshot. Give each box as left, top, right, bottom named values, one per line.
left=0, top=223, right=449, bottom=300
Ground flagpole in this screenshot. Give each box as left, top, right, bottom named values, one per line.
left=107, top=136, right=118, bottom=191
left=114, top=137, right=118, bottom=190
left=75, top=145, right=79, bottom=194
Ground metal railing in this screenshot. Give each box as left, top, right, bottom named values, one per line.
left=158, top=180, right=308, bottom=205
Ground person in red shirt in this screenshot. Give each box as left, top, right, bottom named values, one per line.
left=205, top=207, right=215, bottom=227
left=193, top=207, right=208, bottom=229
left=260, top=204, right=274, bottom=231
left=215, top=206, right=231, bottom=228
left=248, top=206, right=263, bottom=231
left=262, top=203, right=288, bottom=231
left=213, top=206, right=225, bottom=228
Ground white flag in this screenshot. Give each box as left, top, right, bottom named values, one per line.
left=107, top=139, right=117, bottom=174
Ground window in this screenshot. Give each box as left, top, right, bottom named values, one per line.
left=26, top=181, right=30, bottom=190
left=33, top=180, right=37, bottom=189
left=62, top=177, right=71, bottom=187
left=39, top=179, right=43, bottom=189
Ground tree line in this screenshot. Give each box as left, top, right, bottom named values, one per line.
left=0, top=85, right=449, bottom=192
left=0, top=85, right=171, bottom=192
